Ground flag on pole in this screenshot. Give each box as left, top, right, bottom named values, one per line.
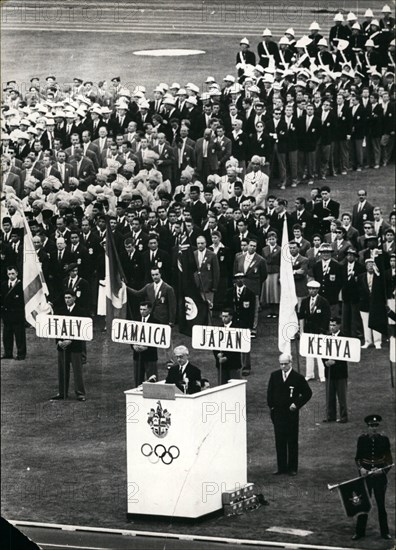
left=20, top=209, right=52, bottom=327
left=105, top=223, right=127, bottom=329
left=177, top=245, right=209, bottom=336
left=335, top=476, right=372, bottom=518
left=368, top=255, right=388, bottom=335
left=278, top=216, right=299, bottom=355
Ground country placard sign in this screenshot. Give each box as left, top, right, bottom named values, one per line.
left=35, top=314, right=93, bottom=341
left=112, top=319, right=171, bottom=348
left=299, top=333, right=361, bottom=363
left=192, top=325, right=251, bottom=353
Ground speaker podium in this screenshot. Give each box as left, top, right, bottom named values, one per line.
left=125, top=379, right=247, bottom=519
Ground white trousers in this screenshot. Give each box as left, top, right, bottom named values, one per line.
left=360, top=311, right=382, bottom=346
left=306, top=356, right=325, bottom=380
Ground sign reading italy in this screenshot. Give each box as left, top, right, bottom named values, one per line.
left=36, top=314, right=93, bottom=341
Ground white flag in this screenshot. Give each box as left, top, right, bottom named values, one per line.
left=278, top=216, right=299, bottom=354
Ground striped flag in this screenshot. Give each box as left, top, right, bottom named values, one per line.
left=278, top=216, right=299, bottom=355
left=20, top=210, right=52, bottom=327
left=105, top=223, right=127, bottom=328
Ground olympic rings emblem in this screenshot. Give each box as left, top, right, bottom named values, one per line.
left=141, top=443, right=180, bottom=465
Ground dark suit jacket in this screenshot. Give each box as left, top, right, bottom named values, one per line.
left=142, top=249, right=171, bottom=283
left=341, top=261, right=365, bottom=303
left=298, top=294, right=331, bottom=334
left=132, top=313, right=158, bottom=362
left=195, top=138, right=220, bottom=173
left=193, top=249, right=220, bottom=292
left=128, top=281, right=176, bottom=325
left=213, top=321, right=242, bottom=371
left=1, top=279, right=24, bottom=322
left=166, top=362, right=202, bottom=394
left=312, top=259, right=343, bottom=305
left=233, top=252, right=268, bottom=295
left=70, top=157, right=95, bottom=190
left=226, top=285, right=256, bottom=329
left=55, top=304, right=85, bottom=353
left=267, top=369, right=312, bottom=412
left=62, top=276, right=91, bottom=314
left=352, top=201, right=374, bottom=235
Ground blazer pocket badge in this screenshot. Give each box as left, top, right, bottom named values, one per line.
left=243, top=301, right=250, bottom=308
left=330, top=274, right=336, bottom=281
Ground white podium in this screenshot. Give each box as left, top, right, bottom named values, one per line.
left=125, top=380, right=247, bottom=519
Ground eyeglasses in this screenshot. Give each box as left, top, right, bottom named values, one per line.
left=280, top=363, right=290, bottom=366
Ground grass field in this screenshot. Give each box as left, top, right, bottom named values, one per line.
left=1, top=3, right=395, bottom=546
left=1, top=166, right=395, bottom=549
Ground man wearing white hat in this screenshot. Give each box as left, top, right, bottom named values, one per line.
left=362, top=9, right=374, bottom=35
left=278, top=36, right=294, bottom=69
left=380, top=4, right=395, bottom=33
left=349, top=23, right=366, bottom=63
left=316, top=38, right=335, bottom=69
left=298, top=280, right=331, bottom=381
left=236, top=37, right=256, bottom=80
left=308, top=21, right=323, bottom=55
left=364, top=39, right=381, bottom=73
left=329, top=13, right=351, bottom=51
left=258, top=28, right=279, bottom=68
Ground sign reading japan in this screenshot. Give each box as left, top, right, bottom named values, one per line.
left=300, top=333, right=361, bottom=363
left=112, top=319, right=171, bottom=348
left=36, top=314, right=93, bottom=341
left=192, top=325, right=251, bottom=353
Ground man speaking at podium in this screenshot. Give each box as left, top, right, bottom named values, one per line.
left=165, top=345, right=202, bottom=394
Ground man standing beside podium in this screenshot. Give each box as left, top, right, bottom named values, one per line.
left=267, top=354, right=312, bottom=476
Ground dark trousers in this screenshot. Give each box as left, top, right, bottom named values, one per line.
left=325, top=377, right=348, bottom=421
left=350, top=138, right=363, bottom=169
left=342, top=302, right=363, bottom=338
left=3, top=320, right=26, bottom=358
left=272, top=409, right=299, bottom=472
left=58, top=349, right=85, bottom=397
left=217, top=366, right=241, bottom=385
left=133, top=359, right=158, bottom=387
left=333, top=140, right=349, bottom=173
left=355, top=474, right=389, bottom=536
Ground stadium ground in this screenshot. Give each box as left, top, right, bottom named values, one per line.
left=1, top=167, right=395, bottom=550
left=1, top=1, right=395, bottom=548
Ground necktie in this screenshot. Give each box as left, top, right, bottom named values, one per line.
left=310, top=299, right=315, bottom=314
left=58, top=251, right=62, bottom=261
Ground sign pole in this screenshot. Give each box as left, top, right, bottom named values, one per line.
left=390, top=361, right=394, bottom=388
left=294, top=336, right=300, bottom=374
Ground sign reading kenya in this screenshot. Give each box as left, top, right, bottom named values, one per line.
left=112, top=319, right=171, bottom=348
left=192, top=325, right=251, bottom=353
left=300, top=333, right=361, bottom=363
left=36, top=314, right=93, bottom=341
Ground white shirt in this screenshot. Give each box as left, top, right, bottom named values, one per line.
left=282, top=367, right=292, bottom=381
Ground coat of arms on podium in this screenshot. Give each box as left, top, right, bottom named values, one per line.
left=147, top=400, right=171, bottom=438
